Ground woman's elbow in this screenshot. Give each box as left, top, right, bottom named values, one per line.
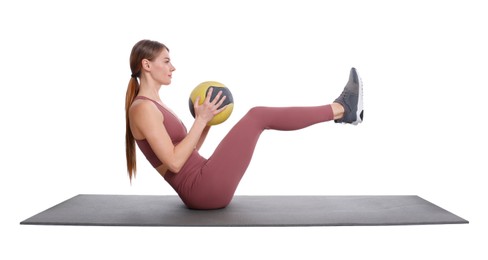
left=166, top=161, right=183, bottom=174
left=162, top=152, right=188, bottom=174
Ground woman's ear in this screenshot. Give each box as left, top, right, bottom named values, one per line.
left=142, top=59, right=151, bottom=71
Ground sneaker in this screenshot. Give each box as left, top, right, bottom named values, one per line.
left=334, top=67, right=363, bottom=125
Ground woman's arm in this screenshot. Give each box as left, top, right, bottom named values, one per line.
left=196, top=125, right=211, bottom=151
left=130, top=88, right=226, bottom=173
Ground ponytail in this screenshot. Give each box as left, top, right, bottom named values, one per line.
left=125, top=76, right=139, bottom=182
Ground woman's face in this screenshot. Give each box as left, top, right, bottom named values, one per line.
left=147, top=48, right=175, bottom=85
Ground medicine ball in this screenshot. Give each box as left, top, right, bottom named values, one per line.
left=188, top=81, right=234, bottom=125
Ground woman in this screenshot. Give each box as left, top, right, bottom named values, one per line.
left=125, top=39, right=363, bottom=210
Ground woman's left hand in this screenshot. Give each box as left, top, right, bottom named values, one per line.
left=193, top=87, right=227, bottom=124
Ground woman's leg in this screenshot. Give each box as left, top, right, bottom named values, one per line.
left=187, top=105, right=335, bottom=209
left=187, top=67, right=363, bottom=209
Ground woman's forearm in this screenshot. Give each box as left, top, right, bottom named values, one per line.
left=169, top=119, right=208, bottom=172
left=196, top=125, right=211, bottom=151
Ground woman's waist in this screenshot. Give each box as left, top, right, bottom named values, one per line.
left=164, top=151, right=207, bottom=181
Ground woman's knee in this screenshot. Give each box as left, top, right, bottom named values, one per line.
left=246, top=106, right=267, bottom=119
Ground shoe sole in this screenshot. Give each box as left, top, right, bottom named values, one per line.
left=352, top=68, right=363, bottom=125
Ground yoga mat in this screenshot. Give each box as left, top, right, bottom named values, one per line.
left=20, top=195, right=468, bottom=227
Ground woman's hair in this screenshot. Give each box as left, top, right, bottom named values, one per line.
left=125, top=39, right=169, bottom=182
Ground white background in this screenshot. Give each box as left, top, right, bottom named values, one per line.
left=1, top=0, right=486, bottom=259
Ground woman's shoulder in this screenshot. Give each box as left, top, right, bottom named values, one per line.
left=130, top=98, right=164, bottom=120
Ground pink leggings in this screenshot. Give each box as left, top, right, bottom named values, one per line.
left=170, top=105, right=334, bottom=209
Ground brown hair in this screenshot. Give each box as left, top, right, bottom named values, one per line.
left=125, top=40, right=169, bottom=182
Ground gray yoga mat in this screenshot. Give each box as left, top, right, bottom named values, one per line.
left=20, top=195, right=468, bottom=227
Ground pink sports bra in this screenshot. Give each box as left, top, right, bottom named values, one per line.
left=133, top=96, right=187, bottom=168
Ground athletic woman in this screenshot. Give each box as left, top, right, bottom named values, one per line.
left=125, top=39, right=363, bottom=209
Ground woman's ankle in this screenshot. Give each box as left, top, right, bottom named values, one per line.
left=331, top=102, right=345, bottom=120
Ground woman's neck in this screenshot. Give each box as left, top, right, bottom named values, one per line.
left=138, top=79, right=162, bottom=102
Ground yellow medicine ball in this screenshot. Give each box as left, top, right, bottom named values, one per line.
left=189, top=81, right=234, bottom=126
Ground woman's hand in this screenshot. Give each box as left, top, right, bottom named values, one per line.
left=193, top=87, right=227, bottom=124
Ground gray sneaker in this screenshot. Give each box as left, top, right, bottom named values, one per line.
left=334, top=67, right=363, bottom=125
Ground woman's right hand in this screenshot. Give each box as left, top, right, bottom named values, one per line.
left=193, top=87, right=227, bottom=124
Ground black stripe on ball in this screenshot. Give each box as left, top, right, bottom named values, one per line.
left=189, top=98, right=196, bottom=118
left=206, top=86, right=233, bottom=109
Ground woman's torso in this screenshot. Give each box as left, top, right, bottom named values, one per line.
left=131, top=96, right=188, bottom=176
